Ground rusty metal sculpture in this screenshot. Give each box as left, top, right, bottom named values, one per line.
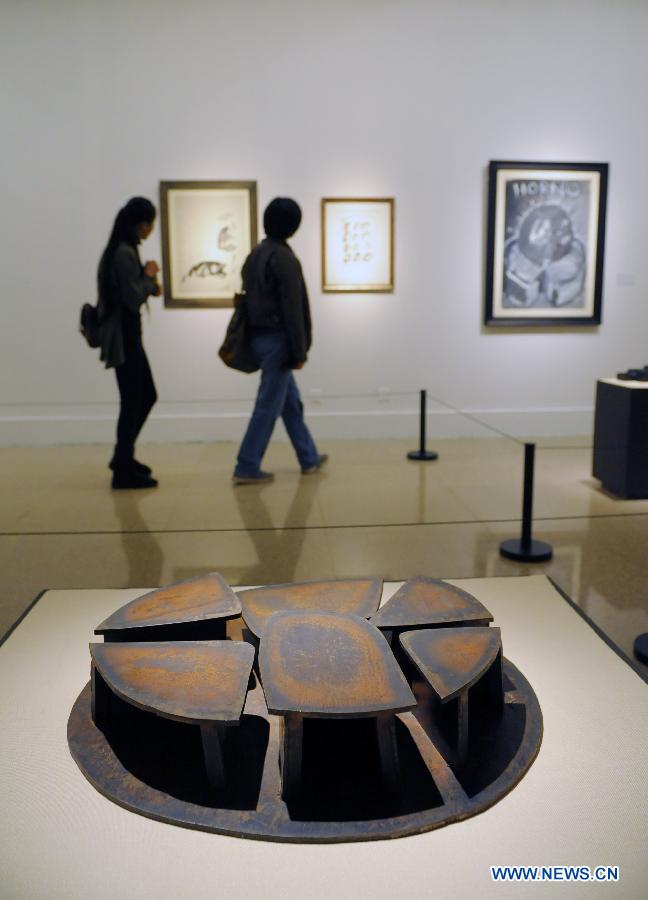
left=68, top=573, right=542, bottom=843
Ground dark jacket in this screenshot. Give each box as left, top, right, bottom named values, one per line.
left=242, top=238, right=312, bottom=366
left=98, top=242, right=157, bottom=369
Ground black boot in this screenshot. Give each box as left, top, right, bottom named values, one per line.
left=109, top=457, right=152, bottom=476
left=111, top=461, right=158, bottom=490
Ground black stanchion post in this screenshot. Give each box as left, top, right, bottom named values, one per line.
left=500, top=442, right=553, bottom=562
left=407, top=390, right=438, bottom=461
left=520, top=442, right=534, bottom=552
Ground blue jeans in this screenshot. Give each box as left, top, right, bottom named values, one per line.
left=234, top=330, right=320, bottom=476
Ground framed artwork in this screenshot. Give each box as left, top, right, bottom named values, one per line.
left=159, top=181, right=257, bottom=308
left=321, top=197, right=394, bottom=292
left=484, top=161, right=608, bottom=326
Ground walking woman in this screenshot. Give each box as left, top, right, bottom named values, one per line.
left=233, top=197, right=327, bottom=484
left=97, top=197, right=161, bottom=489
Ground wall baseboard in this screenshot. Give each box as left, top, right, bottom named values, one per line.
left=0, top=403, right=594, bottom=445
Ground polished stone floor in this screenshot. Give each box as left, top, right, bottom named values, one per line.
left=1, top=437, right=646, bottom=675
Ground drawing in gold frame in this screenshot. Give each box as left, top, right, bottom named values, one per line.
left=321, top=198, right=394, bottom=293
left=159, top=180, right=258, bottom=308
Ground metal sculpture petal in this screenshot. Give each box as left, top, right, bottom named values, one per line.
left=240, top=578, right=383, bottom=639
left=90, top=640, right=254, bottom=724
left=371, top=577, right=493, bottom=629
left=400, top=627, right=502, bottom=702
left=95, top=572, right=241, bottom=636
left=259, top=610, right=415, bottom=717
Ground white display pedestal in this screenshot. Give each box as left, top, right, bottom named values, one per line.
left=1, top=576, right=646, bottom=899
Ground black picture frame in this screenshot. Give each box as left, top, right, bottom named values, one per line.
left=484, top=161, right=608, bottom=327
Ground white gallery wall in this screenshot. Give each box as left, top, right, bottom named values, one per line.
left=1, top=0, right=647, bottom=444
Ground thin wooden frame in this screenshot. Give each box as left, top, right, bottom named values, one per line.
left=321, top=197, right=394, bottom=293
left=160, top=180, right=257, bottom=308
left=484, top=161, right=608, bottom=326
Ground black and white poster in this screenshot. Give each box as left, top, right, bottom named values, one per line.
left=485, top=162, right=608, bottom=326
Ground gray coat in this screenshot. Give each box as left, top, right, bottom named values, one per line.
left=98, top=242, right=157, bottom=368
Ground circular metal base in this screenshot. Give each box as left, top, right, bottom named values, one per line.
left=500, top=538, right=553, bottom=563
left=68, top=659, right=542, bottom=844
left=633, top=633, right=648, bottom=665
left=407, top=450, right=439, bottom=461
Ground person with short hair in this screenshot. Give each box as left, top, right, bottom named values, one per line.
left=97, top=197, right=161, bottom=489
left=233, top=198, right=327, bottom=484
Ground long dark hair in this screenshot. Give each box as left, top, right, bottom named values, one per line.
left=98, top=197, right=156, bottom=304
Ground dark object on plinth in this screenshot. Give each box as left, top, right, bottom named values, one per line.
left=634, top=633, right=648, bottom=666
left=407, top=390, right=439, bottom=461
left=499, top=443, right=553, bottom=563
left=68, top=573, right=543, bottom=843
left=593, top=378, right=648, bottom=498
left=94, top=571, right=241, bottom=642
left=617, top=369, right=648, bottom=382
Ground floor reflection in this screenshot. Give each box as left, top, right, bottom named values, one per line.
left=479, top=517, right=648, bottom=670
left=0, top=439, right=646, bottom=674
left=111, top=490, right=164, bottom=588
left=229, top=476, right=321, bottom=585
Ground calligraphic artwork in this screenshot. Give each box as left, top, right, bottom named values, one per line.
left=160, top=181, right=257, bottom=308
left=484, top=162, right=608, bottom=326
left=321, top=198, right=394, bottom=292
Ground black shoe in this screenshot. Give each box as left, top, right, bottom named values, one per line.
left=109, top=458, right=152, bottom=475
left=111, top=470, right=158, bottom=490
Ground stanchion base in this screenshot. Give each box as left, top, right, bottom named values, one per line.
left=633, top=633, right=648, bottom=666
left=499, top=538, right=553, bottom=563
left=407, top=451, right=439, bottom=461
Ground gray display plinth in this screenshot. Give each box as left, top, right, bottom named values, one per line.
left=593, top=377, right=648, bottom=498
left=1, top=577, right=647, bottom=899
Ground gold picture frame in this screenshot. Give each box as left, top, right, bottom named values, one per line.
left=159, top=180, right=258, bottom=308
left=321, top=197, right=394, bottom=293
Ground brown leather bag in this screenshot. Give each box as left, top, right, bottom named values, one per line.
left=218, top=293, right=258, bottom=373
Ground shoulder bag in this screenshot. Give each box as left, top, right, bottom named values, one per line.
left=218, top=292, right=258, bottom=373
